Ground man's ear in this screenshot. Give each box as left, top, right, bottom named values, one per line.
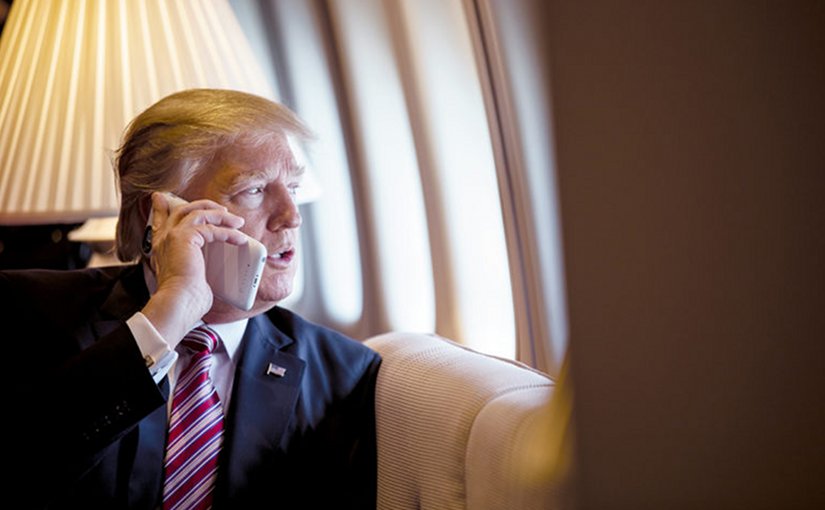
left=138, top=193, right=154, bottom=226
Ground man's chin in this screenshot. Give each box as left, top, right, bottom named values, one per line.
left=203, top=294, right=276, bottom=324
left=254, top=284, right=293, bottom=305
left=203, top=280, right=293, bottom=323
left=254, top=274, right=295, bottom=303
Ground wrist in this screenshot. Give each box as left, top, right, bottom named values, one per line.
left=142, top=287, right=210, bottom=346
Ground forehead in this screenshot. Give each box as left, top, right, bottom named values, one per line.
left=188, top=134, right=301, bottom=193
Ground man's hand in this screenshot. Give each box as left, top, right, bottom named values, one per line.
left=140, top=192, right=248, bottom=346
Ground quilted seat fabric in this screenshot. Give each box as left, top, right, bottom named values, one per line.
left=365, top=332, right=556, bottom=510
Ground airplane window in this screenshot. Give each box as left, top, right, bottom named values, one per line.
left=305, top=135, right=364, bottom=326
left=394, top=0, right=515, bottom=358
left=473, top=0, right=567, bottom=372
left=329, top=0, right=436, bottom=333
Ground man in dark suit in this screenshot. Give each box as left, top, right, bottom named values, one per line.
left=3, top=89, right=381, bottom=509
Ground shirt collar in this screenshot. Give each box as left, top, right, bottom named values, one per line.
left=207, top=320, right=247, bottom=361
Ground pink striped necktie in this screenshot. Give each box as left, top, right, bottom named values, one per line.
left=162, top=325, right=224, bottom=510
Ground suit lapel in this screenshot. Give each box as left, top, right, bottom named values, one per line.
left=217, top=313, right=306, bottom=503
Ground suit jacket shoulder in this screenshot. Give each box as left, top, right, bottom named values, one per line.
left=1, top=264, right=147, bottom=341
left=268, top=306, right=380, bottom=376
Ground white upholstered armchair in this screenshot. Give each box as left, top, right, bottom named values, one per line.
left=364, top=332, right=566, bottom=510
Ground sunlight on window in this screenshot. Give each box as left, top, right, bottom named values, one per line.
left=479, top=0, right=568, bottom=371
left=399, top=0, right=515, bottom=358
left=330, top=0, right=435, bottom=333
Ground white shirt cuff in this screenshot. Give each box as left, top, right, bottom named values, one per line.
left=126, top=312, right=178, bottom=384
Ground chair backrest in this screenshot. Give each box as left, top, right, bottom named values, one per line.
left=365, top=332, right=557, bottom=510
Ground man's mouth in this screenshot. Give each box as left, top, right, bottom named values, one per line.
left=268, top=248, right=295, bottom=264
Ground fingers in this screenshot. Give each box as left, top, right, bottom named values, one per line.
left=149, top=192, right=170, bottom=233
left=186, top=222, right=252, bottom=247
left=150, top=191, right=246, bottom=237
left=176, top=207, right=245, bottom=231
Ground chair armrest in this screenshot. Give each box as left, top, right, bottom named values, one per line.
left=365, top=332, right=557, bottom=510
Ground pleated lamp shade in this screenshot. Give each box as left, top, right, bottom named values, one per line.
left=0, top=0, right=315, bottom=226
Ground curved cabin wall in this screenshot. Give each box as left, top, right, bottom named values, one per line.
left=546, top=1, right=825, bottom=508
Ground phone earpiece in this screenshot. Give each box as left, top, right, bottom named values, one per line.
left=142, top=211, right=153, bottom=256
left=141, top=225, right=152, bottom=256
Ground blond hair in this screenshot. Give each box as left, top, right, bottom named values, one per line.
left=113, top=88, right=311, bottom=262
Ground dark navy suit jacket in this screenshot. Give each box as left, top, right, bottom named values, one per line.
left=2, top=264, right=381, bottom=509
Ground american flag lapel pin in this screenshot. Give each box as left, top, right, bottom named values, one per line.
left=266, top=363, right=287, bottom=377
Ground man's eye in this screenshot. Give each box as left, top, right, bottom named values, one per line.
left=246, top=187, right=264, bottom=195
left=288, top=185, right=300, bottom=197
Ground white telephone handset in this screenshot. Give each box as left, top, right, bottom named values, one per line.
left=146, top=193, right=267, bottom=311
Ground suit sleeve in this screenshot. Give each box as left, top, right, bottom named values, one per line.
left=2, top=271, right=167, bottom=507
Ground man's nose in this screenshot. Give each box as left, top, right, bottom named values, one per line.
left=266, top=184, right=302, bottom=231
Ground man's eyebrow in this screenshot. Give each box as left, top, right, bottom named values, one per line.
left=225, top=164, right=306, bottom=190
left=225, top=170, right=268, bottom=189
left=287, top=163, right=306, bottom=178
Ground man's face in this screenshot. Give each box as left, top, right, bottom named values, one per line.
left=183, top=134, right=304, bottom=311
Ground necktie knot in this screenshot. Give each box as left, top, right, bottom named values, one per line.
left=180, top=324, right=219, bottom=355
